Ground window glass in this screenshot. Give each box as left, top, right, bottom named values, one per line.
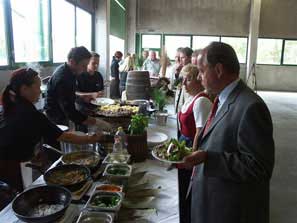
left=192, top=36, right=220, bottom=50
left=256, top=38, right=282, bottom=65
left=165, top=35, right=191, bottom=60
left=110, top=35, right=124, bottom=63
left=283, top=40, right=297, bottom=65
left=76, top=7, right=92, bottom=51
left=221, top=37, right=248, bottom=63
left=0, top=0, right=8, bottom=65
left=52, top=0, right=75, bottom=63
left=142, top=35, right=161, bottom=49
left=11, top=0, right=49, bottom=62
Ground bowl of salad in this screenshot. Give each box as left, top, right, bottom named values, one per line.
left=85, top=191, right=123, bottom=212
left=152, top=138, right=193, bottom=163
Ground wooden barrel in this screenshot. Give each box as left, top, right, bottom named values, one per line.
left=126, top=71, right=151, bottom=100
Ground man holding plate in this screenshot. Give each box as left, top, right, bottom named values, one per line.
left=181, top=42, right=275, bottom=223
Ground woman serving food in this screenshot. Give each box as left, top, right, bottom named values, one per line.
left=0, top=68, right=107, bottom=191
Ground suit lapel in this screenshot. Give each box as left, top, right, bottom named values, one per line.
left=200, top=80, right=246, bottom=142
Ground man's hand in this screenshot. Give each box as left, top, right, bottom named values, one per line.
left=178, top=150, right=208, bottom=169
left=94, top=119, right=113, bottom=132
left=96, top=91, right=104, bottom=97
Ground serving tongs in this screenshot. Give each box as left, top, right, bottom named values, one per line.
left=166, top=142, right=175, bottom=155
left=25, top=144, right=63, bottom=173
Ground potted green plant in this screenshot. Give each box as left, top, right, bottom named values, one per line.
left=152, top=88, right=169, bottom=126
left=127, top=114, right=149, bottom=162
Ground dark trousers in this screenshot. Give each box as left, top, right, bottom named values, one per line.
left=0, top=160, right=23, bottom=192
left=178, top=135, right=193, bottom=223
left=178, top=168, right=192, bottom=223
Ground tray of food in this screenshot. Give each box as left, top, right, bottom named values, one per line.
left=96, top=104, right=139, bottom=117
left=85, top=191, right=123, bottom=212
left=102, top=153, right=131, bottom=164
left=152, top=138, right=193, bottom=164
left=103, top=164, right=132, bottom=178
left=95, top=184, right=123, bottom=193
left=61, top=151, right=101, bottom=169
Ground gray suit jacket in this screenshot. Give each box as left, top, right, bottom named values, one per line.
left=191, top=80, right=275, bottom=223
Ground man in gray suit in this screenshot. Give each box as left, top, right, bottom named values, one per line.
left=181, top=42, right=275, bottom=223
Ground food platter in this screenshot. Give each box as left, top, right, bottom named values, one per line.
left=151, top=139, right=192, bottom=164
left=90, top=97, right=115, bottom=106
left=96, top=104, right=139, bottom=117
left=152, top=148, right=184, bottom=164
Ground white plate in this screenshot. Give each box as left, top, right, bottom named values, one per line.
left=147, top=131, right=168, bottom=147
left=90, top=98, right=115, bottom=106
left=75, top=92, right=95, bottom=96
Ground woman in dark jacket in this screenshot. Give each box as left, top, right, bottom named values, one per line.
left=110, top=51, right=123, bottom=99
left=0, top=68, right=103, bottom=191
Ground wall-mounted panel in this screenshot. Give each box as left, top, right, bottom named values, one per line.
left=259, top=0, right=297, bottom=38
left=137, top=0, right=250, bottom=36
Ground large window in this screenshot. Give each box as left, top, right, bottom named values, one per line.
left=142, top=34, right=161, bottom=49
left=11, top=0, right=49, bottom=62
left=0, top=0, right=8, bottom=65
left=283, top=40, right=297, bottom=65
left=109, top=35, right=124, bottom=60
left=257, top=38, right=282, bottom=65
left=192, top=36, right=220, bottom=50
left=165, top=35, right=191, bottom=60
left=221, top=37, right=248, bottom=63
left=76, top=7, right=92, bottom=51
left=52, top=0, right=75, bottom=63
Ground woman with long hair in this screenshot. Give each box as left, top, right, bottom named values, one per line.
left=0, top=68, right=103, bottom=191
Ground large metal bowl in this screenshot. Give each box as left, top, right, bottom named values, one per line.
left=12, top=185, right=71, bottom=223
left=61, top=151, right=100, bottom=170
left=44, top=164, right=90, bottom=192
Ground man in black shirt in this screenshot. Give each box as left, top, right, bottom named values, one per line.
left=76, top=52, right=104, bottom=98
left=45, top=46, right=97, bottom=126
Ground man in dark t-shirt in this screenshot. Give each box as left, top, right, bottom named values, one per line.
left=76, top=52, right=104, bottom=97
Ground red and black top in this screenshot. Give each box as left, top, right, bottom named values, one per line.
left=178, top=92, right=210, bottom=141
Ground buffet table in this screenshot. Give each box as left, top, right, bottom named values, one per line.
left=0, top=159, right=178, bottom=223
left=0, top=115, right=179, bottom=223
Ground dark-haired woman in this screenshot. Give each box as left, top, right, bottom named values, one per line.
left=0, top=68, right=103, bottom=191
left=110, top=51, right=123, bottom=99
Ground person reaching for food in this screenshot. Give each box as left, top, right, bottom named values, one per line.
left=0, top=68, right=105, bottom=192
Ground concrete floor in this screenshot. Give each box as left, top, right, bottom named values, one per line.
left=160, top=91, right=297, bottom=223
left=258, top=91, right=297, bottom=223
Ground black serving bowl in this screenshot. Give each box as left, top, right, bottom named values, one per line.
left=12, top=185, right=72, bottom=223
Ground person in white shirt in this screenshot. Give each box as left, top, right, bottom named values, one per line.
left=177, top=64, right=212, bottom=223
left=142, top=51, right=161, bottom=77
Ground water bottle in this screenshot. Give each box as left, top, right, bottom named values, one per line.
left=113, top=135, right=123, bottom=153
left=113, top=127, right=127, bottom=153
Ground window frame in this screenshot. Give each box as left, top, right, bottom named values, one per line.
left=0, top=0, right=94, bottom=69
left=256, top=37, right=284, bottom=66
left=282, top=39, right=297, bottom=66
left=220, top=35, right=249, bottom=64
left=163, top=34, right=192, bottom=60
left=140, top=33, right=162, bottom=57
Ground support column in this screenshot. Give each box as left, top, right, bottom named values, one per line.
left=95, top=0, right=110, bottom=79
left=126, top=0, right=137, bottom=54
left=246, top=0, right=261, bottom=88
